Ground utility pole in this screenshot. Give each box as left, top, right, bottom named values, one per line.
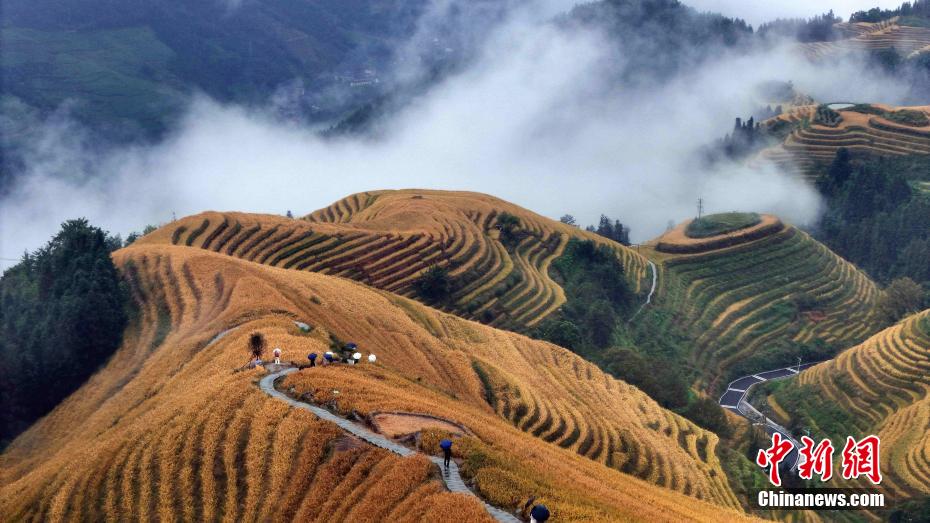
left=697, top=198, right=704, bottom=220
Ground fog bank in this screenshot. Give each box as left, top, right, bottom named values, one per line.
left=1, top=0, right=914, bottom=268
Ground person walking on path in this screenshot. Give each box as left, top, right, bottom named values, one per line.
left=440, top=438, right=453, bottom=468
left=273, top=347, right=282, bottom=365
left=307, top=352, right=317, bottom=367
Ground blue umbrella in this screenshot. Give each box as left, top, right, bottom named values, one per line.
left=439, top=439, right=453, bottom=450
left=530, top=504, right=550, bottom=522
left=346, top=342, right=357, bottom=349
left=308, top=353, right=317, bottom=361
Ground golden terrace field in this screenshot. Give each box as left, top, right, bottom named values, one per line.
left=0, top=247, right=491, bottom=523
left=137, top=190, right=650, bottom=331
left=774, top=310, right=930, bottom=497
left=758, top=104, right=930, bottom=178
left=647, top=222, right=882, bottom=389
left=800, top=17, right=930, bottom=60
left=0, top=245, right=755, bottom=522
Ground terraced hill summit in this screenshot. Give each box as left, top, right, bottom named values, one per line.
left=0, top=244, right=753, bottom=522
left=799, top=17, right=930, bottom=60
left=138, top=190, right=651, bottom=332
left=767, top=310, right=930, bottom=498
left=757, top=103, right=930, bottom=178
left=646, top=214, right=883, bottom=390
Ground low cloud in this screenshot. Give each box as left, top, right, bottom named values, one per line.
left=0, top=0, right=914, bottom=268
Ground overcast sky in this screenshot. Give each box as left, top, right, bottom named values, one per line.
left=686, top=0, right=906, bottom=26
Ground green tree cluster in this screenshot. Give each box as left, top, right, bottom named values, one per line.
left=495, top=212, right=522, bottom=246
left=534, top=239, right=633, bottom=354
left=586, top=215, right=631, bottom=245
left=414, top=265, right=453, bottom=303
left=0, top=219, right=129, bottom=447
left=813, top=104, right=842, bottom=127
left=816, top=151, right=930, bottom=289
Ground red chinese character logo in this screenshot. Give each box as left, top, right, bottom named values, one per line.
left=841, top=435, right=882, bottom=484
left=756, top=432, right=795, bottom=486
left=798, top=436, right=834, bottom=481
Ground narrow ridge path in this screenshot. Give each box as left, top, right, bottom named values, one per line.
left=259, top=368, right=521, bottom=523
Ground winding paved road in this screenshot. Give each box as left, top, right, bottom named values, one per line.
left=718, top=362, right=821, bottom=470
left=259, top=368, right=520, bottom=523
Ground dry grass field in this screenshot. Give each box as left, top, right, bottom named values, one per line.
left=137, top=190, right=650, bottom=332
left=645, top=221, right=882, bottom=390
left=776, top=310, right=930, bottom=497
left=757, top=104, right=930, bottom=178
left=0, top=244, right=755, bottom=522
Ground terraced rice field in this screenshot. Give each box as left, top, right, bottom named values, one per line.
left=788, top=310, right=930, bottom=496
left=801, top=18, right=930, bottom=59
left=0, top=245, right=755, bottom=522
left=653, top=224, right=882, bottom=389
left=758, top=104, right=930, bottom=178
left=139, top=190, right=650, bottom=331
left=656, top=214, right=783, bottom=254
left=0, top=249, right=492, bottom=522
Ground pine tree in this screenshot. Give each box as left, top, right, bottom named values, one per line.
left=0, top=219, right=128, bottom=445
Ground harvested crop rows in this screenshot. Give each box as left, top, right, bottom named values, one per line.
left=658, top=225, right=882, bottom=389
left=758, top=104, right=930, bottom=178
left=140, top=190, right=649, bottom=331
left=1, top=245, right=754, bottom=522
left=0, top=247, right=492, bottom=522
left=791, top=310, right=930, bottom=496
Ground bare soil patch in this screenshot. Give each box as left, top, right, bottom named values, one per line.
left=371, top=412, right=467, bottom=438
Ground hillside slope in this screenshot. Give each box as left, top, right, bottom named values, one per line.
left=0, top=244, right=750, bottom=521
left=139, top=190, right=651, bottom=332
left=770, top=310, right=930, bottom=497
left=757, top=103, right=930, bottom=178
left=1, top=0, right=425, bottom=136
left=647, top=217, right=882, bottom=390
left=799, top=17, right=930, bottom=60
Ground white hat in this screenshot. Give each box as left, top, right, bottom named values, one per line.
left=368, top=354, right=377, bottom=363
left=325, top=351, right=334, bottom=356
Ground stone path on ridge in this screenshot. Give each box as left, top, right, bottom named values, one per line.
left=258, top=368, right=521, bottom=523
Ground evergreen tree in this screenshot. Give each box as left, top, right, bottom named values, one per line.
left=593, top=215, right=631, bottom=245
left=0, top=219, right=129, bottom=446
left=495, top=212, right=521, bottom=245
left=877, top=278, right=926, bottom=324
left=819, top=147, right=852, bottom=196
left=414, top=265, right=452, bottom=303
